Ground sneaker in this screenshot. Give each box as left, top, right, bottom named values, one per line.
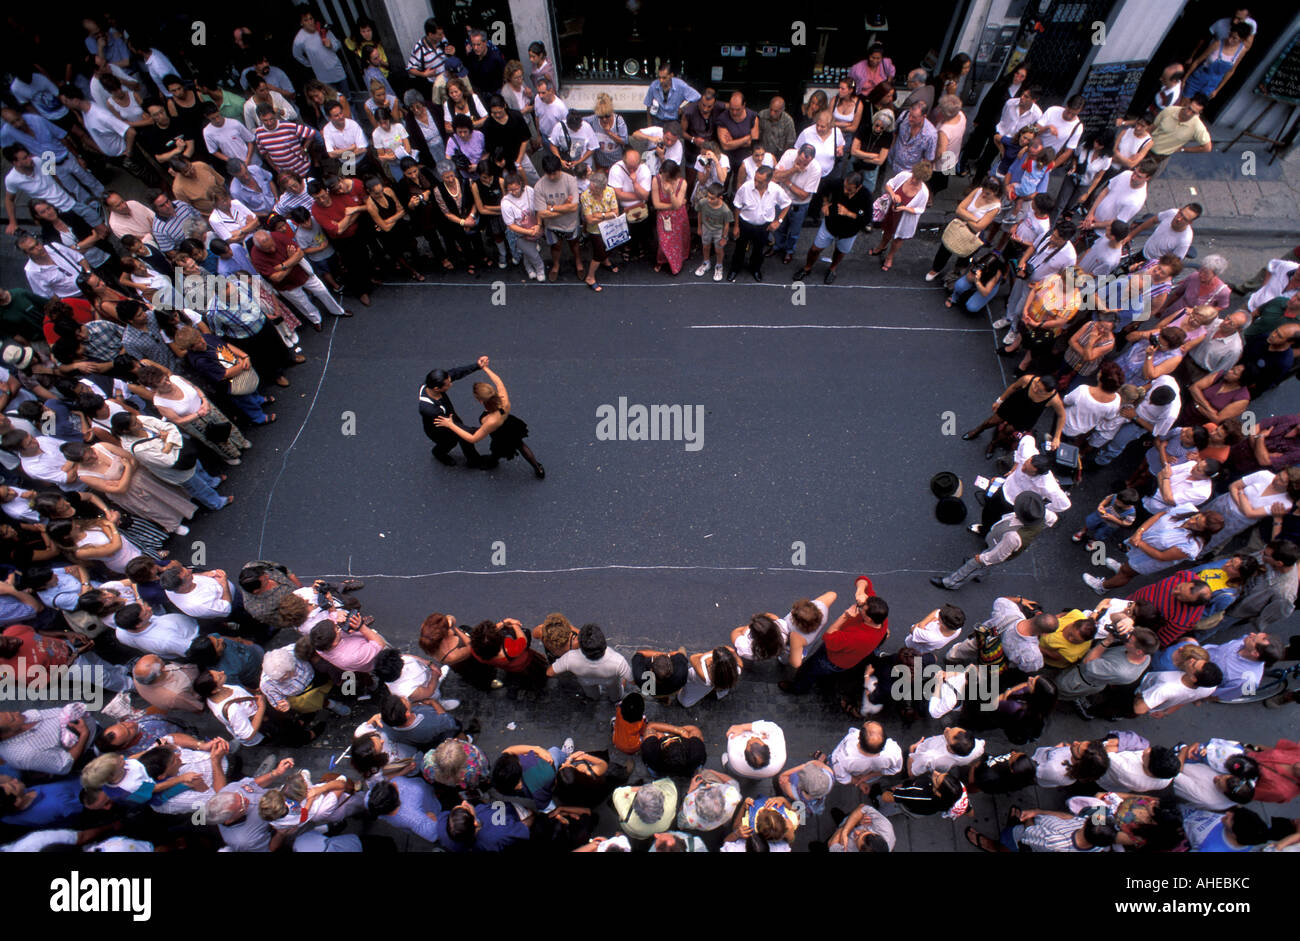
left=1071, top=530, right=1086, bottom=543
left=695, top=261, right=711, bottom=277
left=326, top=700, right=351, bottom=717
left=991, top=317, right=1010, bottom=329
left=1082, top=573, right=1107, bottom=595
left=968, top=524, right=985, bottom=536
left=1103, top=557, right=1122, bottom=573
left=489, top=679, right=504, bottom=690
left=440, top=664, right=451, bottom=681
left=924, top=271, right=939, bottom=282
left=1073, top=700, right=1096, bottom=720
left=713, top=264, right=723, bottom=282
left=255, top=753, right=279, bottom=776
left=561, top=737, right=575, bottom=756
left=438, top=698, right=461, bottom=711
left=175, top=525, right=189, bottom=535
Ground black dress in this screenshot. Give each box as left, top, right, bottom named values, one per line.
left=370, top=189, right=418, bottom=260
left=996, top=382, right=1058, bottom=433
left=482, top=408, right=529, bottom=459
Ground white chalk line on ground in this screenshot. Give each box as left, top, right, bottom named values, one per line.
left=379, top=280, right=933, bottom=291
left=690, top=324, right=987, bottom=333
left=302, top=564, right=1035, bottom=579
left=256, top=318, right=341, bottom=558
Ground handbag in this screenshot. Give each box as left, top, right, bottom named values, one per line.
left=205, top=420, right=233, bottom=444
left=941, top=218, right=984, bottom=257
left=598, top=213, right=631, bottom=249
left=215, top=343, right=260, bottom=396
left=626, top=205, right=649, bottom=223
left=871, top=194, right=892, bottom=223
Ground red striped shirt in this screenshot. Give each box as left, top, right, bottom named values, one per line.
left=254, top=121, right=315, bottom=175
left=1126, top=570, right=1205, bottom=647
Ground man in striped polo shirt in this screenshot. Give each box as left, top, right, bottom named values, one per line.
left=253, top=104, right=320, bottom=178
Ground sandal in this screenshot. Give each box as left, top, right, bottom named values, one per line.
left=603, top=262, right=620, bottom=273
left=586, top=280, right=602, bottom=292
left=880, top=260, right=892, bottom=271
left=411, top=272, right=426, bottom=282
left=441, top=259, right=454, bottom=270
left=260, top=414, right=277, bottom=424
left=838, top=696, right=864, bottom=720
left=547, top=268, right=558, bottom=282
left=868, top=246, right=885, bottom=256
left=811, top=749, right=829, bottom=763
left=965, top=827, right=1001, bottom=853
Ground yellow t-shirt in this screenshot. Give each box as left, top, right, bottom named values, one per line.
left=1149, top=105, right=1211, bottom=156
left=1040, top=610, right=1093, bottom=668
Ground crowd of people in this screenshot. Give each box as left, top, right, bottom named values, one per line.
left=0, top=5, right=1297, bottom=854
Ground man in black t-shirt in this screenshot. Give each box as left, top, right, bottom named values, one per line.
left=641, top=722, right=707, bottom=778
left=482, top=95, right=533, bottom=181
left=792, top=171, right=873, bottom=284
left=630, top=647, right=691, bottom=700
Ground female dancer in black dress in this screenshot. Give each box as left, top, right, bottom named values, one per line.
left=434, top=360, right=544, bottom=478
left=365, top=176, right=424, bottom=280
left=961, top=373, right=1066, bottom=458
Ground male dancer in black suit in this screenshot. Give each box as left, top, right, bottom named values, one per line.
left=418, top=354, right=491, bottom=466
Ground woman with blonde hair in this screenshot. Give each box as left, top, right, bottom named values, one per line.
left=586, top=93, right=629, bottom=169
left=930, top=94, right=967, bottom=194
left=434, top=361, right=544, bottom=478
left=533, top=612, right=580, bottom=661
left=871, top=160, right=932, bottom=271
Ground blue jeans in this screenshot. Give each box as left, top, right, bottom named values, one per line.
left=787, top=645, right=844, bottom=693
left=230, top=392, right=269, bottom=424
left=950, top=275, right=994, bottom=312
left=1084, top=510, right=1120, bottom=541
left=183, top=464, right=227, bottom=510
left=1095, top=422, right=1145, bottom=466
left=773, top=201, right=812, bottom=255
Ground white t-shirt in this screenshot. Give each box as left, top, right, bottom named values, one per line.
left=1063, top=385, right=1121, bottom=438
left=829, top=728, right=903, bottom=783
left=909, top=733, right=986, bottom=773
left=778, top=598, right=831, bottom=651
left=1137, top=670, right=1215, bottom=711
left=1093, top=170, right=1147, bottom=224
left=996, top=99, right=1042, bottom=139
left=322, top=119, right=368, bottom=154
left=115, top=612, right=200, bottom=659
left=637, top=127, right=685, bottom=176
left=1247, top=259, right=1299, bottom=312
left=1037, top=106, right=1083, bottom=154
left=1236, top=470, right=1292, bottom=516
left=1097, top=749, right=1174, bottom=793
left=733, top=618, right=791, bottom=662
left=739, top=152, right=777, bottom=183
left=775, top=150, right=823, bottom=204
left=1142, top=208, right=1194, bottom=260
left=1079, top=237, right=1123, bottom=276
left=208, top=199, right=257, bottom=242
left=1142, top=460, right=1213, bottom=514
left=500, top=188, right=539, bottom=232
left=1115, top=127, right=1151, bottom=164
left=551, top=648, right=633, bottom=693
left=1173, top=763, right=1235, bottom=811
left=156, top=376, right=204, bottom=416
left=1032, top=745, right=1076, bottom=787
left=372, top=124, right=412, bottom=162
left=548, top=120, right=597, bottom=166
left=725, top=720, right=786, bottom=778
left=793, top=125, right=844, bottom=177
left=386, top=654, right=435, bottom=700
left=1136, top=375, right=1181, bottom=437
left=904, top=611, right=958, bottom=653
left=1011, top=209, right=1051, bottom=247
left=84, top=103, right=130, bottom=157
left=203, top=119, right=256, bottom=163
left=167, top=574, right=233, bottom=618
left=608, top=160, right=652, bottom=208
left=533, top=96, right=569, bottom=138
left=211, top=683, right=264, bottom=745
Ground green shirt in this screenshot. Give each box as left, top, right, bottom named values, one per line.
left=1244, top=296, right=1298, bottom=339
left=694, top=193, right=733, bottom=232
left=204, top=90, right=247, bottom=122
left=0, top=288, right=48, bottom=341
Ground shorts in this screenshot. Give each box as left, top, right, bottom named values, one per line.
left=701, top=225, right=726, bottom=247
left=545, top=226, right=578, bottom=245
left=812, top=220, right=857, bottom=253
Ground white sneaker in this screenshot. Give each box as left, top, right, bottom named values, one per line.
left=438, top=698, right=460, bottom=711
left=713, top=264, right=724, bottom=282
left=562, top=737, right=575, bottom=756
left=440, top=664, right=451, bottom=681
left=991, top=318, right=1010, bottom=329
left=695, top=261, right=711, bottom=277
left=326, top=700, right=351, bottom=717
left=175, top=525, right=189, bottom=535
left=1104, top=557, right=1123, bottom=573
left=1082, top=573, right=1107, bottom=595
left=925, top=271, right=938, bottom=282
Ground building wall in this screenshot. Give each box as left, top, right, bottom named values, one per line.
left=1092, top=0, right=1183, bottom=65
left=374, top=0, right=434, bottom=66
left=1217, top=14, right=1300, bottom=144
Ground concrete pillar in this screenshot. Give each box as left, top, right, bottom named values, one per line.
left=507, top=0, right=557, bottom=69
left=374, top=0, right=434, bottom=70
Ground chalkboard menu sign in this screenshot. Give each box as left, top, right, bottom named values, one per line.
left=1077, top=61, right=1147, bottom=136
left=1260, top=32, right=1300, bottom=105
